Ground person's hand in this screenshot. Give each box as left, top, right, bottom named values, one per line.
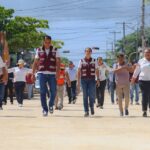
left=31, top=74, right=36, bottom=82
left=67, top=81, right=71, bottom=87
left=131, top=77, right=136, bottom=85
left=96, top=79, right=100, bottom=87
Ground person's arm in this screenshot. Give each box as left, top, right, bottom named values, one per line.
left=95, top=62, right=100, bottom=87
left=131, top=65, right=141, bottom=84
left=56, top=57, right=60, bottom=79
left=2, top=67, right=8, bottom=83
left=65, top=71, right=71, bottom=87
left=56, top=49, right=60, bottom=79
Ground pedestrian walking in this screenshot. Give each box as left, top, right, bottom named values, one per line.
left=8, top=59, right=32, bottom=107
left=132, top=48, right=150, bottom=117
left=66, top=61, right=77, bottom=104
left=55, top=63, right=70, bottom=110
left=114, top=53, right=132, bottom=117
left=77, top=47, right=99, bottom=117
left=32, top=35, right=60, bottom=117
left=0, top=56, right=8, bottom=109
left=96, top=57, right=112, bottom=108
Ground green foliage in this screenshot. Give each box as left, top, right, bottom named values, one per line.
left=0, top=6, right=64, bottom=53
left=61, top=57, right=69, bottom=66
left=0, top=6, right=14, bottom=31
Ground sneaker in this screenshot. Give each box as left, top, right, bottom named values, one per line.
left=2, top=101, right=7, bottom=105
left=91, top=108, right=95, bottom=115
left=100, top=106, right=103, bottom=109
left=18, top=104, right=23, bottom=107
left=125, top=109, right=129, bottom=116
left=73, top=100, right=76, bottom=104
left=68, top=102, right=71, bottom=104
left=143, top=112, right=147, bottom=117
left=84, top=112, right=89, bottom=117
left=10, top=101, right=13, bottom=105
left=49, top=107, right=54, bottom=114
left=96, top=104, right=100, bottom=108
left=136, top=102, right=140, bottom=105
left=120, top=112, right=124, bottom=117
left=43, top=111, right=48, bottom=117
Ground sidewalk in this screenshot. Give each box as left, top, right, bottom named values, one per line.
left=0, top=92, right=150, bottom=150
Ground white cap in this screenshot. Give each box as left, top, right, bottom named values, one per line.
left=18, top=59, right=25, bottom=65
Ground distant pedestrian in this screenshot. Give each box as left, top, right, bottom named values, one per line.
left=66, top=61, right=77, bottom=104
left=55, top=63, right=70, bottom=110
left=8, top=59, right=32, bottom=107
left=96, top=57, right=112, bottom=108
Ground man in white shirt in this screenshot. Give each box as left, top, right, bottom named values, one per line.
left=0, top=56, right=8, bottom=110
left=66, top=61, right=77, bottom=104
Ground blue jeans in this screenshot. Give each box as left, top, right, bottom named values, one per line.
left=81, top=78, right=96, bottom=113
left=39, top=74, right=56, bottom=112
left=130, top=83, right=139, bottom=102
left=109, top=81, right=115, bottom=103
left=0, top=83, right=5, bottom=106
left=26, top=84, right=33, bottom=99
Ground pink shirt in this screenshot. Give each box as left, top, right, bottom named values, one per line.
left=115, top=63, right=129, bottom=86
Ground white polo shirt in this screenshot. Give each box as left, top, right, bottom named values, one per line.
left=133, top=58, right=150, bottom=81
left=66, top=67, right=77, bottom=82
left=8, top=67, right=32, bottom=82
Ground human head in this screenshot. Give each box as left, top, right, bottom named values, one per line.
left=43, top=35, right=52, bottom=49
left=69, top=61, right=74, bottom=69
left=97, top=57, right=103, bottom=65
left=117, top=52, right=125, bottom=64
left=144, top=48, right=150, bottom=61
left=85, top=47, right=92, bottom=58
left=17, top=59, right=24, bottom=68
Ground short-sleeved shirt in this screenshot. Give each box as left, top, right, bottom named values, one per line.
left=66, top=67, right=77, bottom=82
left=114, top=63, right=129, bottom=86
left=133, top=58, right=150, bottom=81
left=8, top=67, right=32, bottom=82
left=35, top=47, right=60, bottom=74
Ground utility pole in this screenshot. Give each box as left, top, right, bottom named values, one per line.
left=116, top=22, right=131, bottom=53
left=109, top=31, right=121, bottom=51
left=141, top=0, right=146, bottom=53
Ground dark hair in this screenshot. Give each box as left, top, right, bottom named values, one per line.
left=43, top=35, right=52, bottom=41
left=85, top=47, right=92, bottom=52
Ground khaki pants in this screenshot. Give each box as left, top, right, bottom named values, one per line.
left=56, top=85, right=64, bottom=107
left=116, top=84, right=130, bottom=113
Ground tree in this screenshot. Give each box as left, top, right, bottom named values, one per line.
left=115, top=27, right=150, bottom=61
left=5, top=16, right=49, bottom=52
left=0, top=6, right=14, bottom=31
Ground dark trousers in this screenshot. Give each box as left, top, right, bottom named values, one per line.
left=14, top=82, right=25, bottom=104
left=0, top=83, right=5, bottom=107
left=66, top=80, right=77, bottom=102
left=96, top=80, right=106, bottom=106
left=139, top=81, right=150, bottom=112
left=3, top=81, right=13, bottom=103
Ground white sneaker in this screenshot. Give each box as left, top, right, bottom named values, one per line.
left=18, top=104, right=23, bottom=107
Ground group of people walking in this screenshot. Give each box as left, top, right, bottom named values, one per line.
left=0, top=34, right=150, bottom=118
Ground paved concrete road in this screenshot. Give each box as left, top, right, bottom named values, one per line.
left=0, top=92, right=150, bottom=150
